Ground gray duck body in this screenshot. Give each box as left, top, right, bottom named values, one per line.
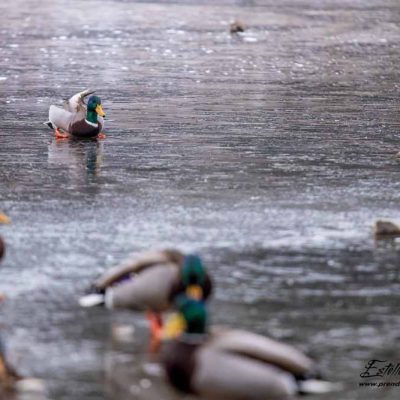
left=81, top=250, right=212, bottom=311
left=163, top=329, right=316, bottom=400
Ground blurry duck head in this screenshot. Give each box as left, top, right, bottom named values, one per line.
left=163, top=296, right=208, bottom=339
left=86, top=95, right=105, bottom=122
left=181, top=254, right=207, bottom=300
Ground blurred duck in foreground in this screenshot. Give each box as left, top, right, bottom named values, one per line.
left=162, top=296, right=340, bottom=400
left=0, top=232, right=19, bottom=392
left=0, top=217, right=46, bottom=395
left=79, top=250, right=212, bottom=340
left=0, top=219, right=46, bottom=395
left=45, top=89, right=106, bottom=139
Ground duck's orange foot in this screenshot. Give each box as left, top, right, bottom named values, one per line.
left=55, top=128, right=69, bottom=139
left=147, top=312, right=163, bottom=338
left=147, top=312, right=163, bottom=353
left=97, top=132, right=106, bottom=140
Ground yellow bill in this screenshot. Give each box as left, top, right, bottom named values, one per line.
left=95, top=104, right=106, bottom=117
left=162, top=313, right=186, bottom=340
left=186, top=284, right=203, bottom=301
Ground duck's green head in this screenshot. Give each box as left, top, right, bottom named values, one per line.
left=181, top=254, right=207, bottom=300
left=163, top=296, right=208, bottom=339
left=87, top=95, right=105, bottom=118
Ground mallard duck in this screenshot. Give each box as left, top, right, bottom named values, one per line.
left=374, top=219, right=400, bottom=238
left=46, top=89, right=106, bottom=139
left=230, top=20, right=247, bottom=33
left=162, top=297, right=338, bottom=400
left=79, top=250, right=212, bottom=338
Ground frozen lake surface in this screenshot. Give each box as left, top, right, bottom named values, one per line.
left=1, top=0, right=400, bottom=399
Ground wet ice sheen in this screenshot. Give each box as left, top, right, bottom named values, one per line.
left=0, top=0, right=400, bottom=399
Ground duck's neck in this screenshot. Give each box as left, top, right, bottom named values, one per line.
left=86, top=110, right=98, bottom=124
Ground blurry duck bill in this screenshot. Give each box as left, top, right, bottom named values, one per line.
left=95, top=104, right=105, bottom=117
left=186, top=285, right=203, bottom=300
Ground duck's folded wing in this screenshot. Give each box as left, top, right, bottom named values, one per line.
left=94, top=249, right=183, bottom=289
left=192, top=346, right=297, bottom=399
left=64, top=88, right=95, bottom=113
left=105, top=264, right=179, bottom=311
left=48, top=105, right=74, bottom=131
left=208, top=329, right=314, bottom=376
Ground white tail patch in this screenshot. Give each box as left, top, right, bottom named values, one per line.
left=299, top=379, right=342, bottom=394
left=16, top=378, right=46, bottom=393
left=111, top=324, right=136, bottom=342
left=78, top=293, right=105, bottom=307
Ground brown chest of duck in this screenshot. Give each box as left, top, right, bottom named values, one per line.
left=162, top=296, right=208, bottom=394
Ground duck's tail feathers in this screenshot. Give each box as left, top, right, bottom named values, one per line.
left=79, top=293, right=105, bottom=307
left=298, top=379, right=342, bottom=394
left=44, top=121, right=54, bottom=130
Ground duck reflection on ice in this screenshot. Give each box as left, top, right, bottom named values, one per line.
left=47, top=138, right=104, bottom=185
